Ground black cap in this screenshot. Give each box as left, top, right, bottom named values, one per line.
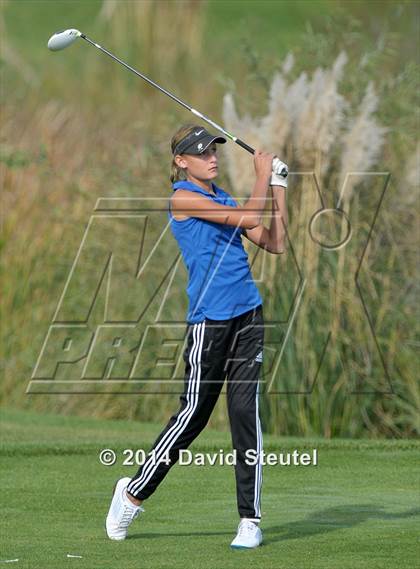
left=173, top=127, right=227, bottom=155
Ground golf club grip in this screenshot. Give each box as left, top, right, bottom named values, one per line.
left=235, top=139, right=255, bottom=155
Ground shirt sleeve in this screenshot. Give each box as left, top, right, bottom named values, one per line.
left=225, top=194, right=239, bottom=207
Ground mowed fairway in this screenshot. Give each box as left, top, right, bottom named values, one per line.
left=1, top=410, right=419, bottom=569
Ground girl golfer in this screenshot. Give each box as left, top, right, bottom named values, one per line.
left=106, top=124, right=288, bottom=548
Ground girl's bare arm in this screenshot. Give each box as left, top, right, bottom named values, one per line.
left=242, top=187, right=287, bottom=254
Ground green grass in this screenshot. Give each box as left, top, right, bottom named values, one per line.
left=1, top=409, right=419, bottom=569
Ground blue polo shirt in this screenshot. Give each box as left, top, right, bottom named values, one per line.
left=168, top=180, right=263, bottom=323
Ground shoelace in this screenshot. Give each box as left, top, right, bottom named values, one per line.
left=120, top=504, right=141, bottom=527
left=237, top=520, right=257, bottom=536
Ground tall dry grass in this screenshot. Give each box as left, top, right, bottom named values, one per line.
left=1, top=4, right=418, bottom=436
left=221, top=49, right=418, bottom=437
left=1, top=0, right=206, bottom=425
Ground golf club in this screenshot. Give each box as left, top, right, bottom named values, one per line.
left=47, top=29, right=288, bottom=178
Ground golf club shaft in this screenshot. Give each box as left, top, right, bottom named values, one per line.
left=80, top=34, right=255, bottom=155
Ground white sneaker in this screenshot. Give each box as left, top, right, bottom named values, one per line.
left=105, top=477, right=144, bottom=540
left=230, top=519, right=262, bottom=549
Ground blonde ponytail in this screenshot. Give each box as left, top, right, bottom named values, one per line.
left=169, top=124, right=200, bottom=183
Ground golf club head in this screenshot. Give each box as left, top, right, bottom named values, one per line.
left=48, top=29, right=82, bottom=51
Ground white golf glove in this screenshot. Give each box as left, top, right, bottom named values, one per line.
left=270, top=157, right=288, bottom=188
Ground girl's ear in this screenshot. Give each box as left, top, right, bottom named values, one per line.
left=174, top=155, right=187, bottom=169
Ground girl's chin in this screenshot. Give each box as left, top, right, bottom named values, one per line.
left=192, top=172, right=218, bottom=183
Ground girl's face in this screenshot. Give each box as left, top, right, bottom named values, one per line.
left=175, top=144, right=218, bottom=182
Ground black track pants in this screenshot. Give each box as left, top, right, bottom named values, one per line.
left=127, top=304, right=264, bottom=521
